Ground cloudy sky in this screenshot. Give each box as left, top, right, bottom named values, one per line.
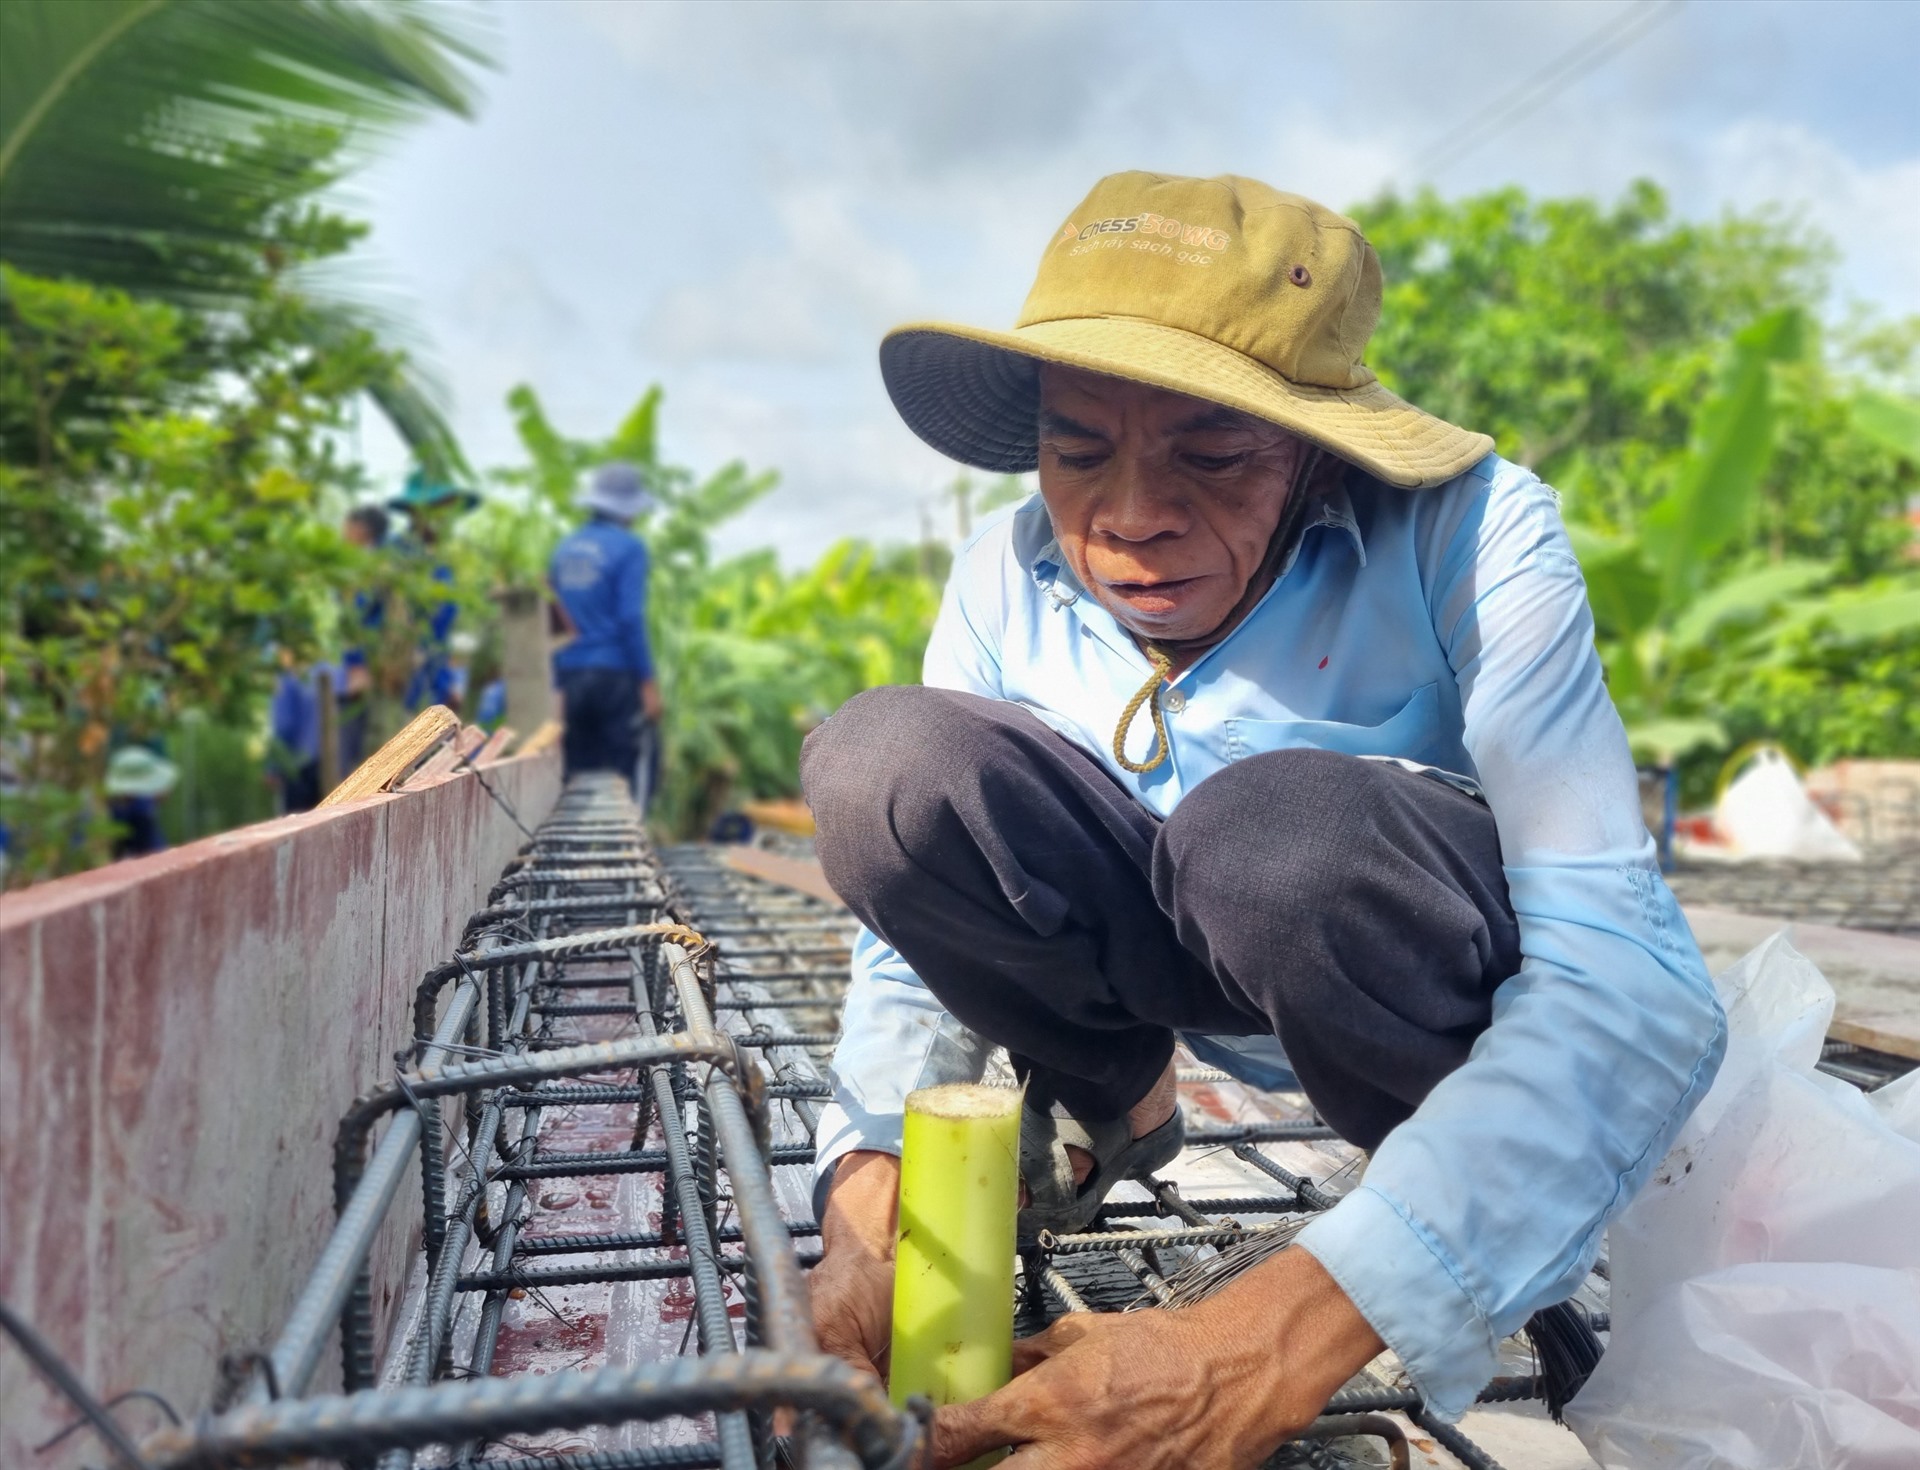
left=351, top=0, right=1920, bottom=561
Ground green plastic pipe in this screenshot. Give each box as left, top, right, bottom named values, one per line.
left=890, top=1083, right=1022, bottom=1467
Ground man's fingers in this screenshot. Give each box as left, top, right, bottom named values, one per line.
left=812, top=1315, right=881, bottom=1380
left=931, top=1383, right=1033, bottom=1470
left=1010, top=1314, right=1097, bottom=1375
left=817, top=1334, right=882, bottom=1382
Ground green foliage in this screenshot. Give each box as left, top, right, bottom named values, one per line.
left=458, top=384, right=669, bottom=594
left=481, top=386, right=942, bottom=838
left=1359, top=183, right=1820, bottom=490
left=1852, top=390, right=1920, bottom=462
left=1358, top=183, right=1920, bottom=780
left=0, top=259, right=450, bottom=879
left=0, top=0, right=482, bottom=296
left=1566, top=309, right=1920, bottom=763
left=0, top=0, right=485, bottom=882
left=658, top=539, right=940, bottom=837
left=0, top=0, right=487, bottom=473
left=158, top=710, right=277, bottom=845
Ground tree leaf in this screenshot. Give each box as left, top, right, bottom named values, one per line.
left=1, top=0, right=489, bottom=304
left=1813, top=585, right=1920, bottom=642
left=294, top=296, right=466, bottom=480
left=1851, top=389, right=1920, bottom=464
left=1666, top=558, right=1832, bottom=651
left=1750, top=581, right=1920, bottom=648
left=1626, top=716, right=1728, bottom=764
left=1641, top=308, right=1804, bottom=612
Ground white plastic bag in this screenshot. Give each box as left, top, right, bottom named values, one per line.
left=1715, top=748, right=1861, bottom=860
left=1566, top=934, right=1920, bottom=1468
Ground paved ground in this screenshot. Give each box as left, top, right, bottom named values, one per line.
left=1667, top=842, right=1920, bottom=938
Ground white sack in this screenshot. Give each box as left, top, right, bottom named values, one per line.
left=1715, top=748, right=1861, bottom=860
left=1566, top=934, right=1920, bottom=1468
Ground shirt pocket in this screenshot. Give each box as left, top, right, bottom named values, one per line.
left=1223, top=682, right=1439, bottom=763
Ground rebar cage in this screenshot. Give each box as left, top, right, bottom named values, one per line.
left=149, top=772, right=1599, bottom=1470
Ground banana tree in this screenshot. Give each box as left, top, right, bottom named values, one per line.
left=1573, top=308, right=1920, bottom=764
left=0, top=0, right=486, bottom=476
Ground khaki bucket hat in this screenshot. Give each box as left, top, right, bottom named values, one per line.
left=880, top=171, right=1492, bottom=489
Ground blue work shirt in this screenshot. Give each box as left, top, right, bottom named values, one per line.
left=816, top=454, right=1725, bottom=1419
left=269, top=665, right=335, bottom=768
left=550, top=518, right=654, bottom=682
left=402, top=562, right=460, bottom=711
left=341, top=586, right=385, bottom=677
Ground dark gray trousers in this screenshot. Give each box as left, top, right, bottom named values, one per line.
left=801, top=686, right=1524, bottom=1151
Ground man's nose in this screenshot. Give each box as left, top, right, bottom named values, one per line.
left=1093, top=456, right=1188, bottom=543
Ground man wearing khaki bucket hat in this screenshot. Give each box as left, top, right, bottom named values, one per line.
left=801, top=172, right=1724, bottom=1466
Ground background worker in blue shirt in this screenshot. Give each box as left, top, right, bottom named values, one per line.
left=337, top=503, right=389, bottom=771
left=549, top=462, right=662, bottom=799
left=388, top=471, right=476, bottom=714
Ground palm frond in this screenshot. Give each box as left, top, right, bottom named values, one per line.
left=292, top=294, right=467, bottom=481
left=0, top=0, right=490, bottom=304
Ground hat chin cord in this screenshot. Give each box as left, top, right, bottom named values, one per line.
left=1108, top=446, right=1324, bottom=775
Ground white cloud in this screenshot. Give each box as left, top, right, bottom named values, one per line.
left=1700, top=120, right=1920, bottom=316
left=455, top=252, right=586, bottom=350
left=566, top=0, right=1120, bottom=176
left=659, top=376, right=953, bottom=560
left=1256, top=112, right=1408, bottom=215
left=353, top=0, right=1920, bottom=565
left=643, top=186, right=921, bottom=364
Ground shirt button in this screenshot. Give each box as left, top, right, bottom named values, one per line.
left=1162, top=687, right=1187, bottom=714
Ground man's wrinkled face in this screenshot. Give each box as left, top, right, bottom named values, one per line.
left=1036, top=364, right=1307, bottom=644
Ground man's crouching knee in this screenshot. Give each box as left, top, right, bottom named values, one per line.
left=801, top=685, right=1005, bottom=917
left=1156, top=748, right=1383, bottom=920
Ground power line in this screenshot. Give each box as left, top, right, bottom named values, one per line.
left=1404, top=0, right=1684, bottom=184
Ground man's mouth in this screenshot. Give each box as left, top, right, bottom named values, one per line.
left=1104, top=575, right=1206, bottom=618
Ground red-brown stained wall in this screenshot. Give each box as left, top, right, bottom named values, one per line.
left=0, top=749, right=562, bottom=1465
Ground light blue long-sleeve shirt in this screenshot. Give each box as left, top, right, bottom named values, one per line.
left=815, top=453, right=1725, bottom=1419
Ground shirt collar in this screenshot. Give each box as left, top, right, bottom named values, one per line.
left=1028, top=476, right=1366, bottom=598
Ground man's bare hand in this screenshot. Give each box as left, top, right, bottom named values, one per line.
left=932, top=1247, right=1383, bottom=1470
left=809, top=1150, right=901, bottom=1380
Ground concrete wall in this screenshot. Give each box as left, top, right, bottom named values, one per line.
left=0, top=748, right=562, bottom=1464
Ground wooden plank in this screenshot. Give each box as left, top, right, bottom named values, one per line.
left=518, top=719, right=563, bottom=757
left=722, top=846, right=845, bottom=908
left=404, top=724, right=487, bottom=787
left=741, top=798, right=815, bottom=837
left=319, top=704, right=460, bottom=807
left=1684, top=905, right=1920, bottom=1061
left=476, top=726, right=518, bottom=765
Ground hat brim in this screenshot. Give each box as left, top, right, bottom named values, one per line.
left=389, top=490, right=481, bottom=512
left=105, top=759, right=178, bottom=798
left=582, top=489, right=656, bottom=518
left=880, top=316, right=1493, bottom=490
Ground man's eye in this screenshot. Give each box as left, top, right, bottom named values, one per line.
left=1185, top=453, right=1247, bottom=473
left=1052, top=449, right=1107, bottom=470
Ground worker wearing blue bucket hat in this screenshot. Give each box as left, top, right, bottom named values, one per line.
left=388, top=470, right=477, bottom=713
left=549, top=463, right=662, bottom=803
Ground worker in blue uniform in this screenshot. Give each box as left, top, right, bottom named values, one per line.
left=548, top=462, right=662, bottom=800
left=337, top=503, right=389, bottom=771
left=388, top=471, right=476, bottom=714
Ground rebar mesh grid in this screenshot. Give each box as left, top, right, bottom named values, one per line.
left=152, top=775, right=917, bottom=1470
left=655, top=842, right=1548, bottom=1470
left=150, top=777, right=1642, bottom=1470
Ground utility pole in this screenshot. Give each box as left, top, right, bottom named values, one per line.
left=951, top=473, right=973, bottom=542
left=496, top=586, right=552, bottom=737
